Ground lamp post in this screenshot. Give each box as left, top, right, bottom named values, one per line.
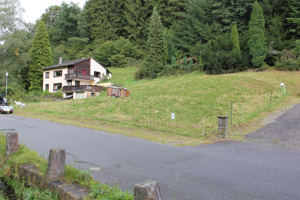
left=5, top=71, right=8, bottom=97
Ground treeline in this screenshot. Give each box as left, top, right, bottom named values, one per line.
left=1, top=0, right=300, bottom=92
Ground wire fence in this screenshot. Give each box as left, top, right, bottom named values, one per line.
left=11, top=87, right=287, bottom=138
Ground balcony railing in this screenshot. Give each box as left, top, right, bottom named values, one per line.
left=62, top=85, right=104, bottom=92
left=65, top=73, right=94, bottom=81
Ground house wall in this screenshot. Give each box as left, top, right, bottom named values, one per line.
left=74, top=60, right=90, bottom=75
left=43, top=68, right=68, bottom=93
left=90, top=58, right=107, bottom=83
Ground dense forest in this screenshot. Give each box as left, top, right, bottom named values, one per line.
left=0, top=0, right=300, bottom=93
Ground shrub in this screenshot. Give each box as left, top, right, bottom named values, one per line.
left=275, top=50, right=300, bottom=71
left=134, top=68, right=144, bottom=80
left=257, top=63, right=269, bottom=72
left=52, top=90, right=63, bottom=99
left=41, top=90, right=52, bottom=96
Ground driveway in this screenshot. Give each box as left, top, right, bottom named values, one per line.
left=246, top=103, right=300, bottom=148
left=1, top=111, right=300, bottom=200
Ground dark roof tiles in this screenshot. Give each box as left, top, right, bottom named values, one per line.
left=42, top=57, right=91, bottom=70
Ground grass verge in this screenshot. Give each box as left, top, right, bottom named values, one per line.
left=0, top=133, right=133, bottom=200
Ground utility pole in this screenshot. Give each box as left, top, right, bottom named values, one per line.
left=5, top=71, right=8, bottom=97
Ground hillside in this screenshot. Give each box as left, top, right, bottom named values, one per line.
left=15, top=68, right=300, bottom=145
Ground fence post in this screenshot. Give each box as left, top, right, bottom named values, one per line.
left=134, top=181, right=162, bottom=200
left=46, top=149, right=66, bottom=181
left=269, top=91, right=273, bottom=105
left=203, top=116, right=205, bottom=137
left=147, top=109, right=149, bottom=126
left=231, top=101, right=233, bottom=125
left=6, top=132, right=19, bottom=155
left=260, top=98, right=261, bottom=111
left=242, top=105, right=243, bottom=122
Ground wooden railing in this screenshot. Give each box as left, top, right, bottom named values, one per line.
left=65, top=73, right=94, bottom=81
left=62, top=85, right=104, bottom=92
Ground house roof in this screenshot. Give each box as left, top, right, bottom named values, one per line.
left=178, top=57, right=200, bottom=64
left=42, top=57, right=90, bottom=70
left=42, top=57, right=112, bottom=73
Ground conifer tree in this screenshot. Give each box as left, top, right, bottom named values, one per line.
left=286, top=0, right=300, bottom=37
left=163, top=29, right=176, bottom=64
left=142, top=7, right=167, bottom=79
left=231, top=23, right=240, bottom=54
left=183, top=55, right=188, bottom=66
left=248, top=1, right=267, bottom=67
left=28, top=21, right=53, bottom=91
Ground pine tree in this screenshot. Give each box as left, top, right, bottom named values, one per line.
left=286, top=0, right=300, bottom=37
left=231, top=23, right=240, bottom=53
left=183, top=55, right=188, bottom=66
left=163, top=29, right=176, bottom=64
left=28, top=21, right=53, bottom=91
left=83, top=0, right=126, bottom=43
left=173, top=0, right=213, bottom=55
left=123, top=0, right=153, bottom=48
left=142, top=7, right=167, bottom=79
left=248, top=1, right=267, bottom=67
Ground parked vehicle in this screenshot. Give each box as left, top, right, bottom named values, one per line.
left=107, top=86, right=130, bottom=98
left=0, top=95, right=13, bottom=114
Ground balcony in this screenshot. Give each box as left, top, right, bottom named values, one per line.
left=65, top=73, right=94, bottom=81
left=62, top=85, right=104, bottom=92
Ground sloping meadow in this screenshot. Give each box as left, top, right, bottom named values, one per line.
left=16, top=68, right=297, bottom=143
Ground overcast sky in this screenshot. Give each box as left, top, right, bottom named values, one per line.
left=19, top=0, right=87, bottom=24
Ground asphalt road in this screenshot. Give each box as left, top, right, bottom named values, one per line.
left=1, top=113, right=300, bottom=200
left=246, top=103, right=300, bottom=148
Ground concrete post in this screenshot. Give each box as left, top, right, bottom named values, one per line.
left=46, top=149, right=66, bottom=181
left=6, top=132, right=19, bottom=155
left=134, top=180, right=162, bottom=200
left=217, top=116, right=229, bottom=138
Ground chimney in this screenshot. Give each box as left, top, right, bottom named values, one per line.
left=59, top=57, right=63, bottom=64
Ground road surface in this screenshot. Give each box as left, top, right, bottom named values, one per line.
left=1, top=112, right=300, bottom=200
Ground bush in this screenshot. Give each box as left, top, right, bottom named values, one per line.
left=52, top=90, right=63, bottom=99
left=41, top=90, right=52, bottom=96
left=201, top=34, right=250, bottom=74
left=134, top=68, right=144, bottom=80
left=275, top=50, right=300, bottom=71
left=257, top=63, right=269, bottom=72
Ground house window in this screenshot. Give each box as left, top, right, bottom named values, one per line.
left=75, top=81, right=80, bottom=86
left=54, top=70, right=62, bottom=77
left=94, top=71, right=100, bottom=78
left=53, top=83, right=62, bottom=91
left=45, top=72, right=49, bottom=78
left=91, top=93, right=95, bottom=97
left=45, top=84, right=49, bottom=91
left=67, top=80, right=72, bottom=86
left=69, top=68, right=74, bottom=74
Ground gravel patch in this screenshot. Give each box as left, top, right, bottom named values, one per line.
left=260, top=104, right=295, bottom=126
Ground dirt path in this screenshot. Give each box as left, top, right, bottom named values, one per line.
left=246, top=103, right=300, bottom=148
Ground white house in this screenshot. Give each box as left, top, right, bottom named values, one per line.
left=42, top=57, right=112, bottom=99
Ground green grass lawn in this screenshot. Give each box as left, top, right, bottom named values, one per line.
left=14, top=67, right=300, bottom=145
